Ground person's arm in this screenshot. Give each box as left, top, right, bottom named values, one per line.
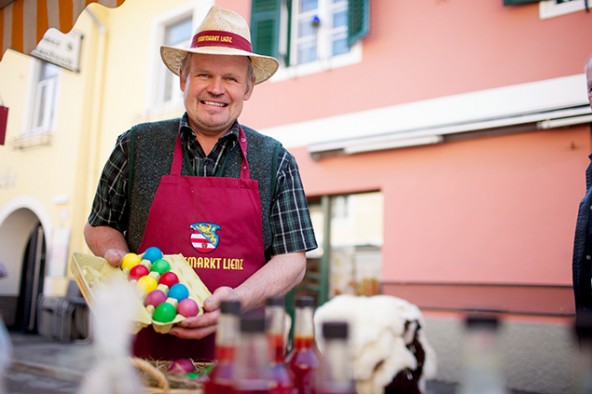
left=169, top=251, right=306, bottom=340
left=84, top=131, right=131, bottom=266
left=84, top=223, right=129, bottom=267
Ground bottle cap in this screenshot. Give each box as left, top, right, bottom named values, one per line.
left=464, top=313, right=500, bottom=330
left=265, top=296, right=285, bottom=307
left=220, top=299, right=241, bottom=315
left=295, top=295, right=315, bottom=308
left=240, top=313, right=266, bottom=333
left=322, top=321, right=349, bottom=339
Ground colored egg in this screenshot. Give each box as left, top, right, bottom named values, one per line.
left=144, top=289, right=167, bottom=307
left=129, top=264, right=150, bottom=280
left=177, top=298, right=199, bottom=317
left=137, top=275, right=158, bottom=294
left=153, top=302, right=177, bottom=323
left=158, top=271, right=179, bottom=288
left=121, top=253, right=141, bottom=271
left=168, top=283, right=189, bottom=301
left=143, top=246, right=163, bottom=263
left=150, top=258, right=171, bottom=275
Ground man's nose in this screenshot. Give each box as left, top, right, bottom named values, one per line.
left=207, top=76, right=224, bottom=95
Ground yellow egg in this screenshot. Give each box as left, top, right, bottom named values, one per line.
left=121, top=253, right=141, bottom=271
left=137, top=275, right=158, bottom=294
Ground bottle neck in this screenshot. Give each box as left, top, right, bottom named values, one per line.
left=294, top=306, right=315, bottom=339
left=266, top=305, right=287, bottom=362
left=215, top=313, right=239, bottom=362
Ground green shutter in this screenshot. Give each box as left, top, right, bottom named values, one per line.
left=503, top=0, right=540, bottom=5
left=348, top=0, right=369, bottom=47
left=250, top=0, right=282, bottom=59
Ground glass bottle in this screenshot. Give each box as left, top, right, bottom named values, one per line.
left=232, top=312, right=274, bottom=394
left=204, top=299, right=241, bottom=394
left=285, top=295, right=321, bottom=394
left=266, top=296, right=296, bottom=394
left=0, top=314, right=12, bottom=394
left=315, top=321, right=356, bottom=394
left=456, top=313, right=507, bottom=394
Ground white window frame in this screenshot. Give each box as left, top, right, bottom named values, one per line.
left=27, top=60, right=59, bottom=136
left=539, top=0, right=587, bottom=19
left=273, top=0, right=362, bottom=82
left=145, top=2, right=212, bottom=116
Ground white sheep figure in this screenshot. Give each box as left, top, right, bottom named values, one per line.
left=313, top=294, right=437, bottom=394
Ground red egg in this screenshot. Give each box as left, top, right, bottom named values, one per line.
left=129, top=264, right=149, bottom=280
left=144, top=289, right=167, bottom=307
left=158, top=271, right=179, bottom=288
left=168, top=358, right=196, bottom=375
left=177, top=298, right=199, bottom=317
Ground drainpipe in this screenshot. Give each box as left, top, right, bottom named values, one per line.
left=83, top=7, right=107, bottom=232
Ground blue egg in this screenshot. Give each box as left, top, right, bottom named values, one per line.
left=143, top=246, right=163, bottom=263
left=168, top=283, right=189, bottom=301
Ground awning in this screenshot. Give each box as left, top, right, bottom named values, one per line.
left=0, top=0, right=126, bottom=62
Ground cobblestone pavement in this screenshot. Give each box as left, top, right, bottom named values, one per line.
left=4, top=331, right=538, bottom=394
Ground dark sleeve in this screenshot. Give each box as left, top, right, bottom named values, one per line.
left=269, top=149, right=318, bottom=255
left=87, top=131, right=131, bottom=234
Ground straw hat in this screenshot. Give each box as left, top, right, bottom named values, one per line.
left=160, top=6, right=280, bottom=85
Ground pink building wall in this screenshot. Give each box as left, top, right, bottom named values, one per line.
left=238, top=0, right=592, bottom=128
left=220, top=0, right=592, bottom=315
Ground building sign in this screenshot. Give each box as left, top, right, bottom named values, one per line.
left=31, top=28, right=83, bottom=72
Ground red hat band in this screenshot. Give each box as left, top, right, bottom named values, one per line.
left=191, top=30, right=253, bottom=52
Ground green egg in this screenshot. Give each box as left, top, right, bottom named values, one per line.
left=153, top=302, right=176, bottom=323
left=150, top=258, right=171, bottom=275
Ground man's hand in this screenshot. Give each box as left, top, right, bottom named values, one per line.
left=84, top=223, right=129, bottom=267
left=104, top=248, right=127, bottom=267
left=168, top=286, right=240, bottom=340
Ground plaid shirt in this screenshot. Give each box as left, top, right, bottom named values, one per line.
left=88, top=115, right=317, bottom=256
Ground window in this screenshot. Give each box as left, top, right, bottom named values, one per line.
left=251, top=0, right=369, bottom=78
left=304, top=191, right=383, bottom=300
left=30, top=61, right=59, bottom=134
left=539, top=0, right=588, bottom=18
left=157, top=16, right=193, bottom=106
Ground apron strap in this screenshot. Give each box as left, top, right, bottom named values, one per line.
left=171, top=126, right=251, bottom=179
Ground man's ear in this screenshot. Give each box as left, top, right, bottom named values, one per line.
left=244, top=78, right=255, bottom=101
left=179, top=68, right=187, bottom=91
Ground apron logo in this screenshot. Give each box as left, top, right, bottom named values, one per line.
left=190, top=222, right=221, bottom=253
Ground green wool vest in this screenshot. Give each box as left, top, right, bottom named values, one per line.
left=126, top=118, right=280, bottom=259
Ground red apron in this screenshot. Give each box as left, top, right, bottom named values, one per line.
left=133, top=126, right=266, bottom=361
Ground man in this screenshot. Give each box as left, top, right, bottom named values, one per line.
left=573, top=57, right=592, bottom=320
left=84, top=5, right=317, bottom=360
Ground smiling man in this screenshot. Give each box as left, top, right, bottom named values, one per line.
left=83, top=6, right=317, bottom=361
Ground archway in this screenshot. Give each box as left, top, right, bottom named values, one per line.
left=0, top=208, right=46, bottom=332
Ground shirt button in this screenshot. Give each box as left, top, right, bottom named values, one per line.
left=587, top=255, right=591, bottom=260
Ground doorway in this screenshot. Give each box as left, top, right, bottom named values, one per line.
left=13, top=224, right=45, bottom=332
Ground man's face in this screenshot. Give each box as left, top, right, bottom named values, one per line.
left=180, top=53, right=254, bottom=136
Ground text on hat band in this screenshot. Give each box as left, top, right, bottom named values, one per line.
left=192, top=30, right=252, bottom=52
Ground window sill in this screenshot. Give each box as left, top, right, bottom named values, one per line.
left=271, top=44, right=362, bottom=82
left=11, top=133, right=52, bottom=150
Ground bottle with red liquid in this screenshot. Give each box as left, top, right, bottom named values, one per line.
left=315, top=321, right=356, bottom=394
left=232, top=312, right=275, bottom=394
left=285, top=295, right=321, bottom=394
left=266, top=296, right=296, bottom=394
left=204, top=299, right=241, bottom=394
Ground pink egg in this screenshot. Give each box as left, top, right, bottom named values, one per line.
left=168, top=358, right=196, bottom=375
left=177, top=298, right=199, bottom=317
left=144, top=289, right=167, bottom=307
